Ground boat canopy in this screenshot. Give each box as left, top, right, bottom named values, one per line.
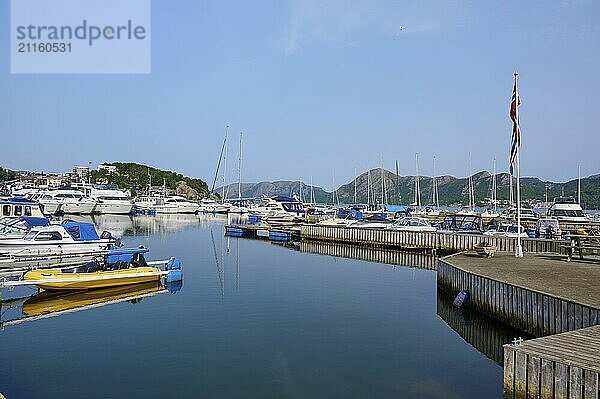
left=273, top=195, right=298, bottom=203
left=61, top=220, right=100, bottom=241
left=336, top=209, right=363, bottom=220
left=20, top=217, right=50, bottom=227
left=384, top=205, right=409, bottom=213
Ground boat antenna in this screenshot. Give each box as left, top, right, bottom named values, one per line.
left=211, top=125, right=229, bottom=196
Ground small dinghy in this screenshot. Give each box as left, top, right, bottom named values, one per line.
left=22, top=254, right=182, bottom=291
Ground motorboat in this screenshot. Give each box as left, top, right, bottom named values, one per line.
left=483, top=223, right=509, bottom=237
left=136, top=195, right=198, bottom=214
left=439, top=213, right=484, bottom=234
left=349, top=213, right=394, bottom=229
left=0, top=216, right=50, bottom=239
left=89, top=187, right=134, bottom=215
left=0, top=196, right=46, bottom=218
left=504, top=224, right=529, bottom=239
left=197, top=198, right=231, bottom=214
left=0, top=220, right=114, bottom=257
left=23, top=260, right=160, bottom=290
left=21, top=255, right=182, bottom=291
left=501, top=207, right=539, bottom=223
left=547, top=197, right=587, bottom=223
left=156, top=196, right=198, bottom=214
left=317, top=209, right=363, bottom=227
left=43, top=188, right=96, bottom=214
left=27, top=192, right=63, bottom=215
left=536, top=217, right=562, bottom=239
left=252, top=196, right=305, bottom=224
left=388, top=217, right=436, bottom=232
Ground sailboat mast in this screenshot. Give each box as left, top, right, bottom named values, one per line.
left=492, top=158, right=497, bottom=212
left=367, top=169, right=371, bottom=207
left=395, top=160, right=399, bottom=204
left=415, top=153, right=421, bottom=207
left=380, top=159, right=384, bottom=207
left=332, top=170, right=335, bottom=205
left=222, top=130, right=228, bottom=201
left=432, top=156, right=437, bottom=207
left=310, top=176, right=314, bottom=204
left=578, top=163, right=581, bottom=204
left=238, top=132, right=243, bottom=200
left=354, top=167, right=357, bottom=204
left=212, top=125, right=229, bottom=195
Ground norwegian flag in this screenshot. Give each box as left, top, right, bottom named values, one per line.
left=509, top=77, right=521, bottom=175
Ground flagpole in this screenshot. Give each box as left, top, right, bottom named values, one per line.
left=514, top=72, right=523, bottom=258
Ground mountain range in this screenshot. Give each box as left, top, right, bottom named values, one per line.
left=217, top=168, right=600, bottom=209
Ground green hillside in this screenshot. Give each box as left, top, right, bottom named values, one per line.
left=0, top=166, right=16, bottom=182
left=91, top=162, right=209, bottom=198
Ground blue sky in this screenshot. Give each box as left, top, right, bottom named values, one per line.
left=1, top=0, right=599, bottom=189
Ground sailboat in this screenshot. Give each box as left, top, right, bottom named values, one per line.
left=410, top=154, right=422, bottom=209
left=482, top=158, right=500, bottom=219
left=200, top=126, right=232, bottom=214
left=459, top=156, right=478, bottom=216
left=421, top=156, right=441, bottom=216
left=227, top=132, right=249, bottom=214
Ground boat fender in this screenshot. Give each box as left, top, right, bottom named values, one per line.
left=165, top=257, right=181, bottom=270
left=164, top=269, right=183, bottom=283
left=453, top=290, right=469, bottom=308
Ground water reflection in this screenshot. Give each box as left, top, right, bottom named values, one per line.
left=300, top=240, right=438, bottom=270
left=1, top=282, right=172, bottom=328
left=436, top=290, right=530, bottom=365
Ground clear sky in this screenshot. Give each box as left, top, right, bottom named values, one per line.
left=1, top=0, right=599, bottom=189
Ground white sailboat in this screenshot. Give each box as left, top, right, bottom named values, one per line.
left=482, top=158, right=500, bottom=218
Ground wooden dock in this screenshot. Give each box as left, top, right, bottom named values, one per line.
left=436, top=291, right=529, bottom=365
left=503, top=325, right=600, bottom=399
left=438, top=252, right=600, bottom=337
left=300, top=225, right=567, bottom=253
left=300, top=240, right=438, bottom=270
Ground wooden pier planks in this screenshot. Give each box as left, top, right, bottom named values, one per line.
left=504, top=326, right=600, bottom=399
left=299, top=225, right=567, bottom=254
left=437, top=253, right=600, bottom=336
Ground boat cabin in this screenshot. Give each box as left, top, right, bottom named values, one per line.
left=0, top=197, right=45, bottom=218
left=440, top=214, right=484, bottom=234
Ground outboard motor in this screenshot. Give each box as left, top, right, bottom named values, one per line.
left=163, top=257, right=183, bottom=283
left=130, top=253, right=148, bottom=268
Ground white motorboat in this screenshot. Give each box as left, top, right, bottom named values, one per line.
left=27, top=192, right=63, bottom=215
left=388, top=217, right=436, bottom=232
left=501, top=207, right=538, bottom=223
left=0, top=220, right=114, bottom=257
left=90, top=187, right=134, bottom=215
left=135, top=195, right=198, bottom=214
left=0, top=197, right=46, bottom=218
left=198, top=198, right=231, bottom=214
left=536, top=217, right=562, bottom=239
left=43, top=188, right=97, bottom=214
left=0, top=216, right=50, bottom=238
left=504, top=224, right=529, bottom=239
left=253, top=196, right=305, bottom=224
left=547, top=197, right=588, bottom=223
left=155, top=196, right=199, bottom=214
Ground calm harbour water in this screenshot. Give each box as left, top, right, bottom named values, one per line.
left=0, top=214, right=520, bottom=398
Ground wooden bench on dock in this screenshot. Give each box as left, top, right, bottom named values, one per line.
left=561, top=235, right=600, bottom=262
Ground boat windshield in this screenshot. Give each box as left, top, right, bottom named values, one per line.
left=552, top=210, right=584, bottom=217
left=24, top=230, right=38, bottom=240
